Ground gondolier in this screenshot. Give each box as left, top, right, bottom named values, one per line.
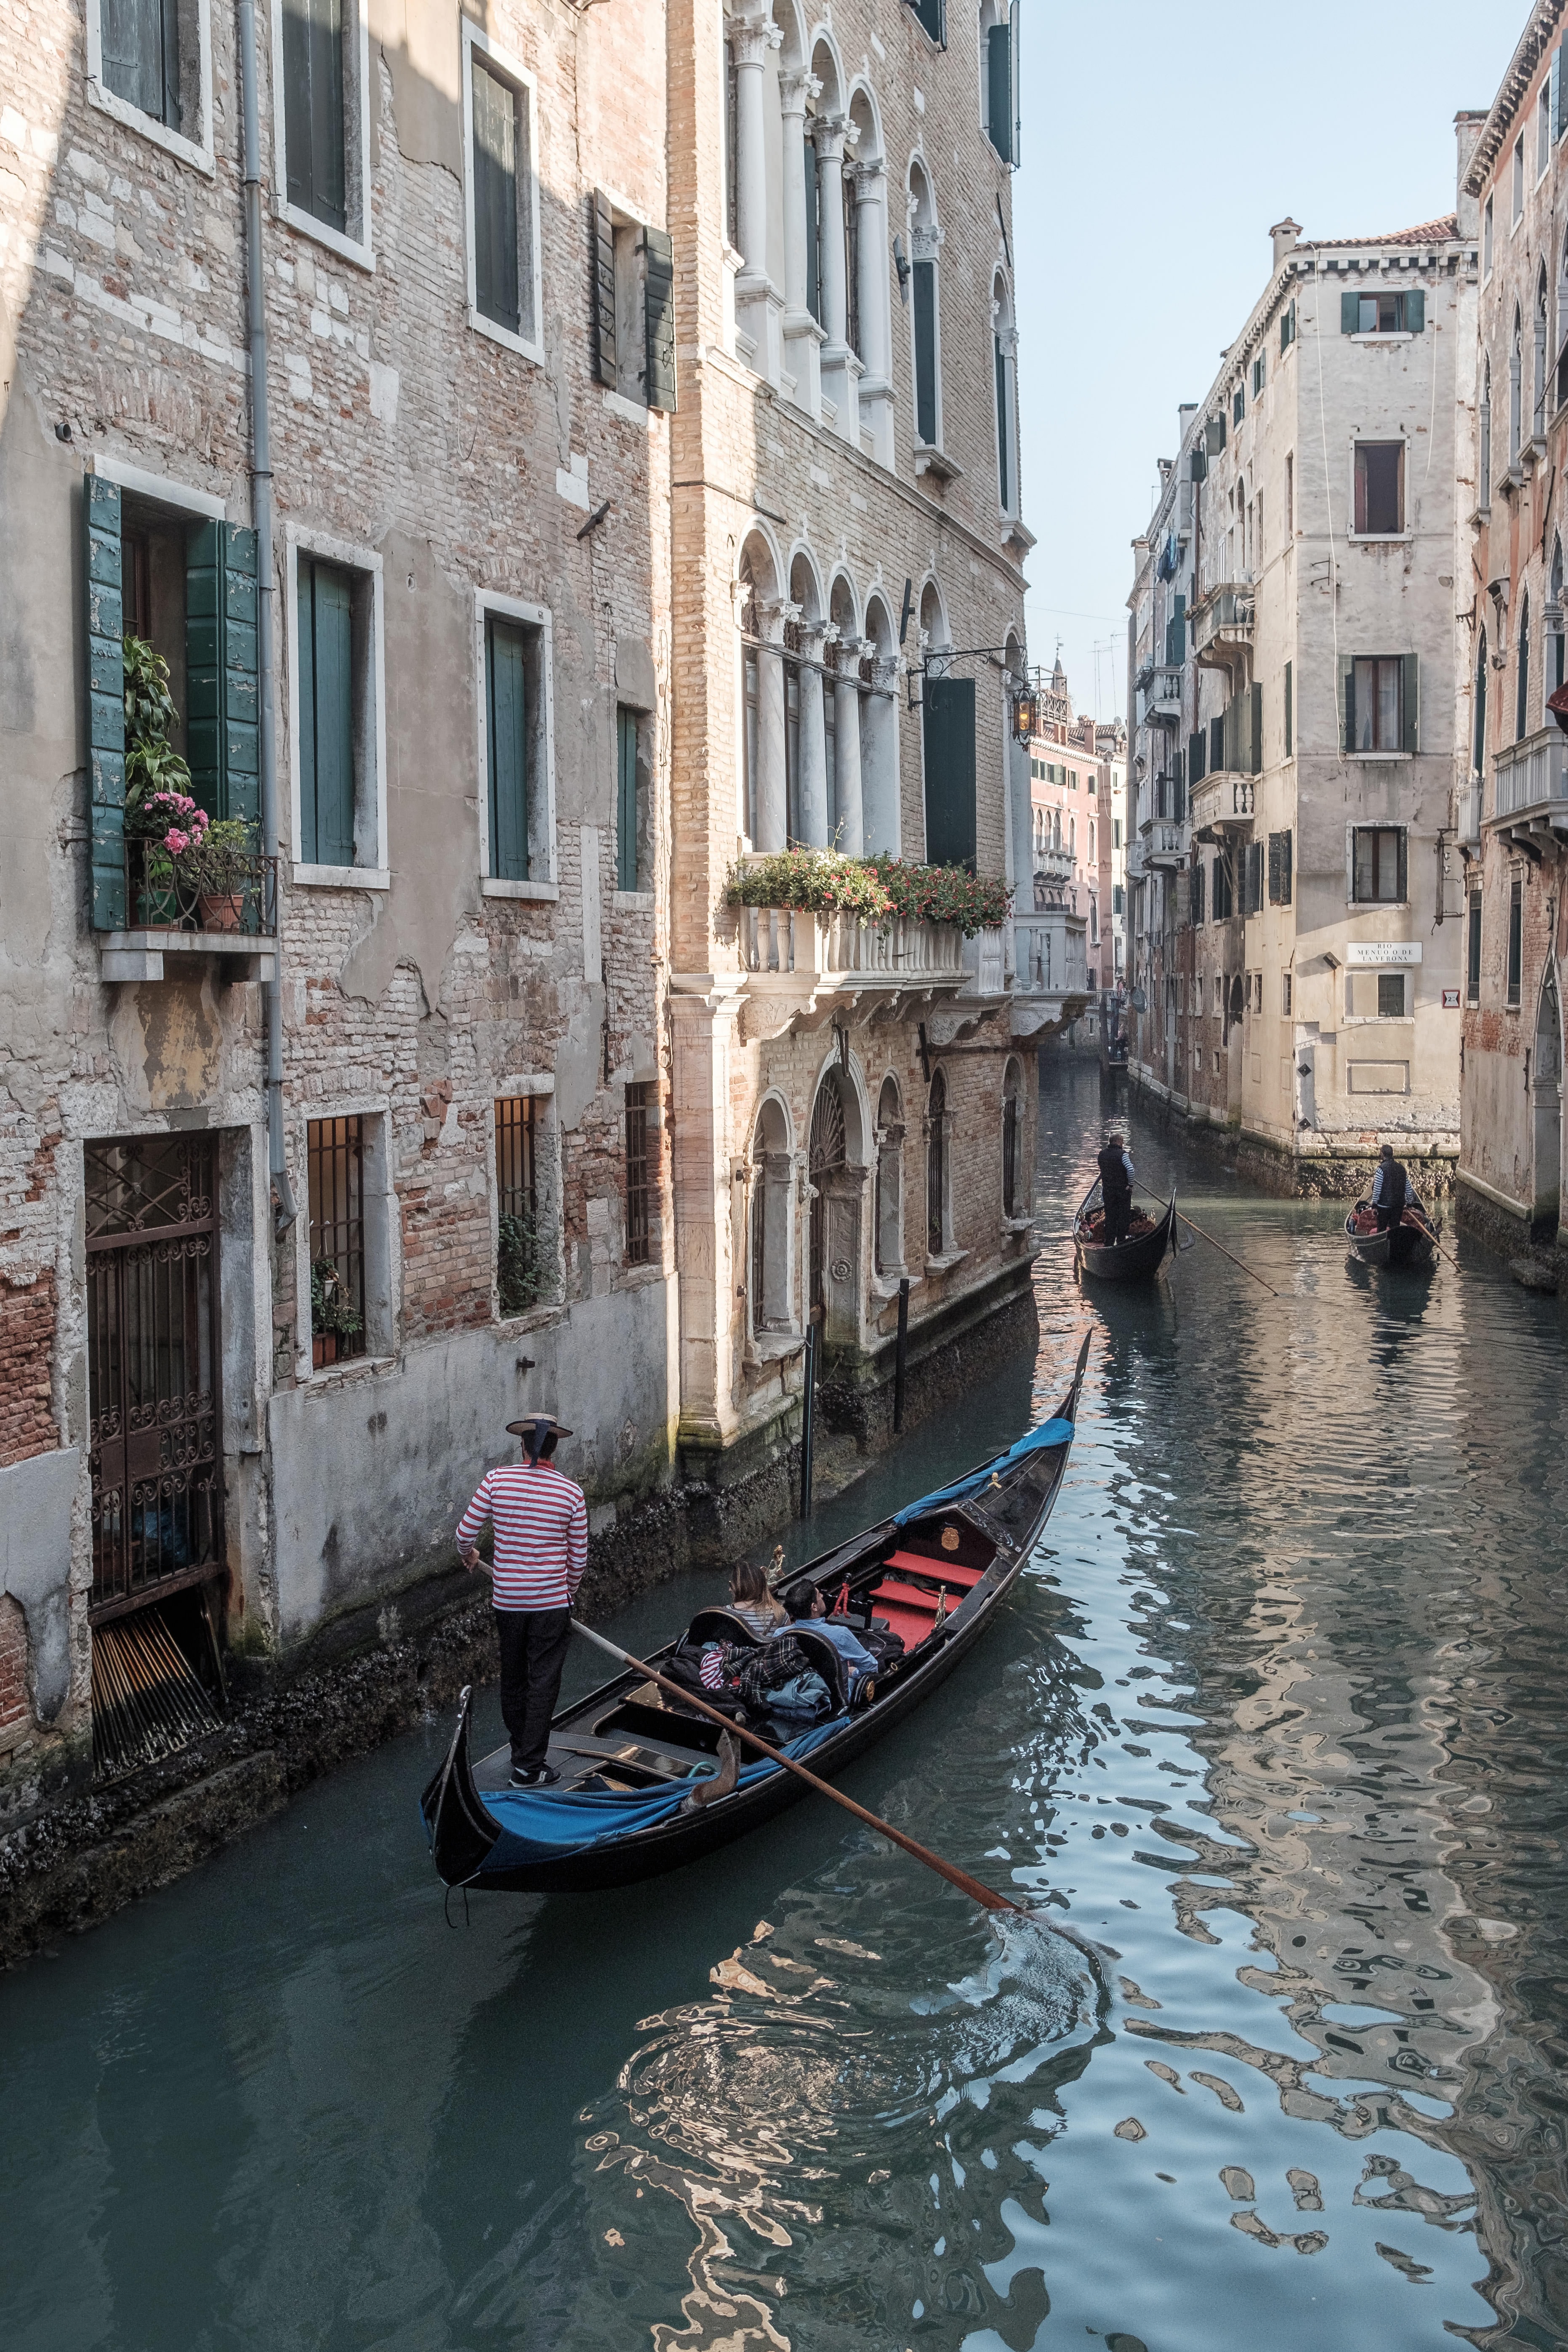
left=1371, top=1143, right=1409, bottom=1233
left=1097, top=1132, right=1136, bottom=1247
left=457, top=1412, right=587, bottom=1787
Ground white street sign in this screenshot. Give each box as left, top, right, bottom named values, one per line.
left=1346, top=941, right=1422, bottom=966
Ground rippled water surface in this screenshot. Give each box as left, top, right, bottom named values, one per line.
left=5, top=1057, right=1568, bottom=2351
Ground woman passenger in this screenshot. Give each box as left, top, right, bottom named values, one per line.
left=727, top=1558, right=785, bottom=1638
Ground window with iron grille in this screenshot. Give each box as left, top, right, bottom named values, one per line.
left=495, top=1095, right=543, bottom=1314
left=1508, top=880, right=1523, bottom=1006
left=926, top=1067, right=948, bottom=1254
left=308, top=1117, right=366, bottom=1368
left=1377, top=971, right=1407, bottom=1018
left=1467, top=891, right=1482, bottom=1004
left=625, top=1082, right=654, bottom=1265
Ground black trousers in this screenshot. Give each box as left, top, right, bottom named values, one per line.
left=494, top=1607, right=572, bottom=1772
left=1375, top=1194, right=1405, bottom=1233
left=1103, top=1189, right=1132, bottom=1246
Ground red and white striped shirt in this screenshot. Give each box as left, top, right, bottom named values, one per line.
left=456, top=1462, right=589, bottom=1611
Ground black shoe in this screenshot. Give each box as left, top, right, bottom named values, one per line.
left=510, top=1764, right=560, bottom=1788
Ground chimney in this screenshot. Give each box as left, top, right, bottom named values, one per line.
left=1454, top=110, right=1487, bottom=240
left=1269, top=217, right=1302, bottom=272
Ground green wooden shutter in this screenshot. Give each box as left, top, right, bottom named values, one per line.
left=1552, top=46, right=1562, bottom=141
left=85, top=474, right=126, bottom=930
left=644, top=225, right=677, bottom=412
left=1010, top=3, right=1021, bottom=168
left=615, top=703, right=638, bottom=892
left=994, top=337, right=1009, bottom=513
left=921, top=677, right=976, bottom=869
left=1401, top=652, right=1419, bottom=753
left=913, top=261, right=937, bottom=445
left=1188, top=726, right=1205, bottom=785
left=1396, top=830, right=1408, bottom=903
left=101, top=0, right=180, bottom=126
left=1205, top=414, right=1225, bottom=454
left=1339, top=655, right=1356, bottom=754
left=590, top=190, right=616, bottom=383
left=187, top=521, right=259, bottom=824
left=1341, top=289, right=1360, bottom=335
left=986, top=22, right=1012, bottom=162
left=1404, top=287, right=1425, bottom=334
left=803, top=139, right=820, bottom=322
left=1249, top=681, right=1262, bottom=775
left=1283, top=659, right=1292, bottom=757
left=1190, top=445, right=1207, bottom=481
left=473, top=59, right=520, bottom=332
left=1281, top=829, right=1292, bottom=906
left=1191, top=857, right=1204, bottom=925
left=1209, top=714, right=1224, bottom=775
left=282, top=0, right=346, bottom=232
left=1268, top=831, right=1281, bottom=903
left=299, top=559, right=355, bottom=867
left=487, top=615, right=530, bottom=881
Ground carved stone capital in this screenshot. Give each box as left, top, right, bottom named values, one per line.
left=910, top=223, right=943, bottom=261
left=779, top=68, right=819, bottom=116
left=732, top=13, right=783, bottom=68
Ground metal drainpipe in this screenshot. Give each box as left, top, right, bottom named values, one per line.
left=237, top=0, right=296, bottom=1230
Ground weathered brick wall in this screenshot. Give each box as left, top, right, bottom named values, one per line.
left=0, top=1273, right=59, bottom=1467
left=0, top=1597, right=29, bottom=1740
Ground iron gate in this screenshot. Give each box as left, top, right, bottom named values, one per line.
left=86, top=1135, right=224, bottom=1621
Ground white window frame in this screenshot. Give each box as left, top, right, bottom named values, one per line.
left=293, top=1098, right=399, bottom=1383
left=285, top=525, right=389, bottom=887
left=474, top=589, right=559, bottom=900
left=1346, top=434, right=1411, bottom=545
left=461, top=16, right=544, bottom=366
left=84, top=0, right=216, bottom=175
left=1539, top=79, right=1553, bottom=184
left=269, top=0, right=375, bottom=273
left=489, top=1076, right=566, bottom=1324
left=88, top=452, right=227, bottom=520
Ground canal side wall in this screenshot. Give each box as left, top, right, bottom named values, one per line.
left=0, top=1273, right=1038, bottom=1967
left=1124, top=1063, right=1459, bottom=1198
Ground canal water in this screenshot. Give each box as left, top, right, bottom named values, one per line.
left=4, top=1056, right=1568, bottom=2352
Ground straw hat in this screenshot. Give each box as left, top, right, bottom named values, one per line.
left=506, top=1411, right=573, bottom=1438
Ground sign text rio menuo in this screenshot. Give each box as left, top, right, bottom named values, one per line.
left=1346, top=941, right=1422, bottom=967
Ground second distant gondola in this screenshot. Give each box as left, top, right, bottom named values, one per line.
left=1074, top=1182, right=1177, bottom=1281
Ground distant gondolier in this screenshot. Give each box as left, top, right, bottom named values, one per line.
left=457, top=1412, right=587, bottom=1787
left=1097, top=1132, right=1136, bottom=1247
left=1371, top=1144, right=1408, bottom=1234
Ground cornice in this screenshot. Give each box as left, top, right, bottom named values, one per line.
left=1462, top=1, right=1566, bottom=196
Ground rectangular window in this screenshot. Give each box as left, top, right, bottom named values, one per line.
left=923, top=677, right=977, bottom=868
left=624, top=1081, right=654, bottom=1265
left=1377, top=970, right=1407, bottom=1018
left=1484, top=194, right=1494, bottom=276
left=1539, top=77, right=1552, bottom=176
left=495, top=1095, right=541, bottom=1315
left=282, top=0, right=347, bottom=233
left=1113, top=817, right=1122, bottom=849
left=1282, top=972, right=1292, bottom=1016
left=1284, top=658, right=1293, bottom=756
left=1347, top=655, right=1413, bottom=753
left=1467, top=890, right=1482, bottom=1003
left=907, top=0, right=945, bottom=40
left=1507, top=879, right=1523, bottom=1005
left=486, top=615, right=530, bottom=882
left=1355, top=442, right=1404, bottom=534
left=1252, top=352, right=1265, bottom=397
left=615, top=704, right=642, bottom=893
left=1344, top=289, right=1423, bottom=336
left=472, top=55, right=523, bottom=333
left=1212, top=850, right=1234, bottom=919
left=985, top=19, right=1012, bottom=162
left=1190, top=857, right=1205, bottom=926
left=1244, top=839, right=1264, bottom=916
left=308, top=1115, right=365, bottom=1369
left=913, top=260, right=939, bottom=446
left=1233, top=384, right=1244, bottom=426
left=1267, top=828, right=1293, bottom=905
left=298, top=557, right=357, bottom=868
left=1352, top=825, right=1407, bottom=903
left=1513, top=133, right=1525, bottom=223
left=101, top=0, right=182, bottom=128
left=591, top=192, right=677, bottom=411
left=1280, top=300, right=1296, bottom=352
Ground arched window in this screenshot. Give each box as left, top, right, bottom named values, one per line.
left=1089, top=819, right=1096, bottom=865
left=1510, top=304, right=1523, bottom=465
left=1001, top=1058, right=1022, bottom=1219
left=1069, top=813, right=1076, bottom=858
left=908, top=159, right=942, bottom=450
left=1480, top=356, right=1492, bottom=501
left=874, top=1073, right=903, bottom=1274
left=860, top=591, right=901, bottom=854
left=1474, top=626, right=1488, bottom=785
left=749, top=1097, right=793, bottom=1333
left=1549, top=536, right=1565, bottom=706
left=848, top=86, right=893, bottom=468
left=1535, top=265, right=1549, bottom=442
left=926, top=1065, right=948, bottom=1255
left=788, top=550, right=828, bottom=847
left=980, top=0, right=1016, bottom=162
left=738, top=532, right=786, bottom=850
left=991, top=272, right=1018, bottom=518
left=1517, top=589, right=1531, bottom=743
left=808, top=1071, right=848, bottom=1318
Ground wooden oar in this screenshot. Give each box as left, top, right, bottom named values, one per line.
left=569, top=1618, right=1028, bottom=1918
left=1137, top=1182, right=1279, bottom=1297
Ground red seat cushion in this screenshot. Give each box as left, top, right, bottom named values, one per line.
left=873, top=1603, right=940, bottom=1650
left=885, top=1548, right=983, bottom=1589
left=872, top=1578, right=941, bottom=1614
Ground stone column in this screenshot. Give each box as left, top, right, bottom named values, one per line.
left=780, top=69, right=822, bottom=417
left=732, top=13, right=777, bottom=288
left=853, top=159, right=893, bottom=466
left=832, top=638, right=866, bottom=855
left=796, top=617, right=830, bottom=847
left=813, top=115, right=856, bottom=437
left=667, top=989, right=745, bottom=1473
left=753, top=598, right=789, bottom=851
left=861, top=654, right=901, bottom=855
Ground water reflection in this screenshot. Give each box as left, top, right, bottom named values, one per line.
left=3, top=1057, right=1568, bottom=2348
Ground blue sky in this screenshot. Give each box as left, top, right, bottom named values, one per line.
left=1013, top=0, right=1525, bottom=722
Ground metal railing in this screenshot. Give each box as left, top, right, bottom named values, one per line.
left=116, top=838, right=279, bottom=935
left=738, top=906, right=966, bottom=980
left=1493, top=727, right=1568, bottom=819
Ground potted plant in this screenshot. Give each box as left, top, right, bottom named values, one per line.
left=310, top=1258, right=362, bottom=1369
left=122, top=788, right=210, bottom=927
left=187, top=817, right=260, bottom=932
left=123, top=638, right=194, bottom=814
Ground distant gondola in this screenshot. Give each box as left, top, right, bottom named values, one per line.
left=421, top=1337, right=1091, bottom=1897
left=1345, top=1191, right=1439, bottom=1270
left=1073, top=1181, right=1177, bottom=1282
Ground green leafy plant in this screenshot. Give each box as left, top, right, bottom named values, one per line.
left=310, top=1258, right=363, bottom=1339
left=122, top=636, right=193, bottom=813
left=186, top=817, right=260, bottom=896
left=724, top=848, right=1010, bottom=938
left=498, top=1210, right=546, bottom=1317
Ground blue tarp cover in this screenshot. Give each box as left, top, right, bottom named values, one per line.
left=891, top=1417, right=1072, bottom=1525
left=473, top=1413, right=1074, bottom=1871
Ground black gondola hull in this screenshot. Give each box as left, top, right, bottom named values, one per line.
left=421, top=1342, right=1089, bottom=1896
left=1075, top=1191, right=1176, bottom=1282
left=1344, top=1198, right=1438, bottom=1269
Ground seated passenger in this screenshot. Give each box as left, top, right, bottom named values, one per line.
left=727, top=1559, right=785, bottom=1639
left=777, top=1578, right=876, bottom=1697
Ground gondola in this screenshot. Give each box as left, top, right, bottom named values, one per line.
left=421, top=1335, right=1091, bottom=1896
left=1345, top=1189, right=1439, bottom=1270
left=1073, top=1181, right=1177, bottom=1282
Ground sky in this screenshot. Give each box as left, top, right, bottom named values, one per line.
left=1013, top=0, right=1526, bottom=725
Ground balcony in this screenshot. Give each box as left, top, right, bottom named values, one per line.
left=1189, top=774, right=1256, bottom=839
left=1034, top=847, right=1074, bottom=887
left=98, top=840, right=279, bottom=983
left=1146, top=667, right=1183, bottom=723
left=1491, top=727, right=1568, bottom=856
left=1144, top=822, right=1188, bottom=871
left=1190, top=584, right=1255, bottom=668
left=711, top=904, right=972, bottom=1038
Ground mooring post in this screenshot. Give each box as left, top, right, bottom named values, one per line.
left=893, top=1277, right=909, bottom=1434
left=799, top=1319, right=817, bottom=1517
